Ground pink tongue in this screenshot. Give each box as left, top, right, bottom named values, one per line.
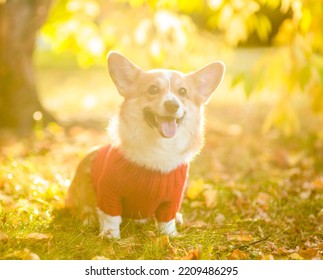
left=159, top=119, right=177, bottom=138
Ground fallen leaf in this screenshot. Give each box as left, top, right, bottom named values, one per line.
left=186, top=179, right=205, bottom=200
left=215, top=213, right=225, bottom=225
left=203, top=188, right=217, bottom=208
left=255, top=192, right=272, bottom=210
left=25, top=233, right=53, bottom=240
left=298, top=248, right=318, bottom=259
left=260, top=254, right=275, bottom=260
left=92, top=256, right=111, bottom=260
left=266, top=241, right=277, bottom=251
left=190, top=201, right=205, bottom=208
left=116, top=236, right=137, bottom=246
left=275, top=247, right=296, bottom=255
left=180, top=246, right=202, bottom=260
left=0, top=232, right=9, bottom=241
left=0, top=192, right=13, bottom=205
left=12, top=248, right=40, bottom=260
left=289, top=253, right=304, bottom=260
left=228, top=249, right=249, bottom=260
left=227, top=231, right=253, bottom=242
left=313, top=177, right=323, bottom=190
left=300, top=191, right=311, bottom=200
left=156, top=235, right=172, bottom=247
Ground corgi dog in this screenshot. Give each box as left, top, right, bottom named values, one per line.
left=65, top=51, right=225, bottom=238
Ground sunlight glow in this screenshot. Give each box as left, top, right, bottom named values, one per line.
left=154, top=10, right=187, bottom=47
left=67, top=0, right=100, bottom=17
left=83, top=95, right=98, bottom=109
left=88, top=37, right=104, bottom=55
left=33, top=176, right=49, bottom=187
left=208, top=0, right=223, bottom=9
left=63, top=179, right=71, bottom=188
left=33, top=111, right=43, bottom=121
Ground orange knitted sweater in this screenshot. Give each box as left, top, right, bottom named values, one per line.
left=92, top=145, right=188, bottom=222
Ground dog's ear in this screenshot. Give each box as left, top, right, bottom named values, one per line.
left=188, top=61, right=225, bottom=104
left=107, top=51, right=142, bottom=97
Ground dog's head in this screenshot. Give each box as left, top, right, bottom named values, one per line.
left=107, top=51, right=225, bottom=139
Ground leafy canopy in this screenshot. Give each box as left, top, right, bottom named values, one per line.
left=41, top=0, right=323, bottom=134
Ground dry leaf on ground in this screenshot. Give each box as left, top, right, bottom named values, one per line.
left=0, top=232, right=9, bottom=241
left=203, top=188, right=217, bottom=208
left=180, top=246, right=202, bottom=260
left=11, top=248, right=40, bottom=260
left=92, top=256, right=111, bottom=260
left=289, top=253, right=304, bottom=260
left=298, top=248, right=318, bottom=259
left=227, top=231, right=253, bottom=242
left=228, top=249, right=249, bottom=260
left=25, top=232, right=53, bottom=240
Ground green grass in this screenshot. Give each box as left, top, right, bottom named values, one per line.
left=0, top=65, right=322, bottom=260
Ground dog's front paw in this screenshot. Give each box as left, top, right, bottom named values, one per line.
left=158, top=219, right=178, bottom=237
left=175, top=212, right=183, bottom=225
left=97, top=208, right=122, bottom=239
left=99, top=228, right=121, bottom=239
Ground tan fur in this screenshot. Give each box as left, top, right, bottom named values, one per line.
left=65, top=149, right=98, bottom=218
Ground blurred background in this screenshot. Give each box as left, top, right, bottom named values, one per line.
left=1, top=0, right=322, bottom=135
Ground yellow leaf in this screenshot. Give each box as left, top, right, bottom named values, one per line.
left=203, top=188, right=217, bottom=208
left=313, top=177, right=323, bottom=190
left=92, top=256, right=110, bottom=260
left=255, top=192, right=272, bottom=210
left=180, top=246, right=202, bottom=260
left=25, top=233, right=53, bottom=240
left=298, top=248, right=318, bottom=260
left=0, top=232, right=9, bottom=241
left=228, top=249, right=249, bottom=260
left=186, top=179, right=205, bottom=200
left=261, top=254, right=275, bottom=260
left=227, top=231, right=253, bottom=242
left=13, top=248, right=40, bottom=260
left=290, top=253, right=304, bottom=260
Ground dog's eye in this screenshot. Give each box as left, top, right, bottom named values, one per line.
left=148, top=85, right=160, bottom=95
left=178, top=87, right=187, bottom=97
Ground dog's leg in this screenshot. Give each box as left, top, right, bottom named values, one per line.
left=65, top=150, right=98, bottom=218
left=175, top=212, right=183, bottom=225
left=157, top=219, right=177, bottom=237
left=97, top=208, right=122, bottom=239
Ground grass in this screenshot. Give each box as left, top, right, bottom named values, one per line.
left=0, top=63, right=322, bottom=260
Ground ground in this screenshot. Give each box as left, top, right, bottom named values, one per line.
left=0, top=60, right=322, bottom=260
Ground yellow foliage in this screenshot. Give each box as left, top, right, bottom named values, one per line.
left=186, top=179, right=205, bottom=200
left=262, top=99, right=300, bottom=135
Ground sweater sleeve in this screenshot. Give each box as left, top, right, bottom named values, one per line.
left=92, top=145, right=122, bottom=216
left=155, top=164, right=188, bottom=222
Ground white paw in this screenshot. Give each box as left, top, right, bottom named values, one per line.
left=158, top=219, right=178, bottom=237
left=99, top=229, right=121, bottom=239
left=175, top=212, right=183, bottom=225
left=97, top=208, right=122, bottom=239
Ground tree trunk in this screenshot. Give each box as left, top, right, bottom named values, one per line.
left=0, top=0, right=53, bottom=135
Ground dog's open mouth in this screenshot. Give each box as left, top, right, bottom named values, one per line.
left=143, top=107, right=185, bottom=138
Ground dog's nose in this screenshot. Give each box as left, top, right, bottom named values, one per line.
left=164, top=100, right=180, bottom=114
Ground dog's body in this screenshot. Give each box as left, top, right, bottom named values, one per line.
left=65, top=52, right=225, bottom=238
